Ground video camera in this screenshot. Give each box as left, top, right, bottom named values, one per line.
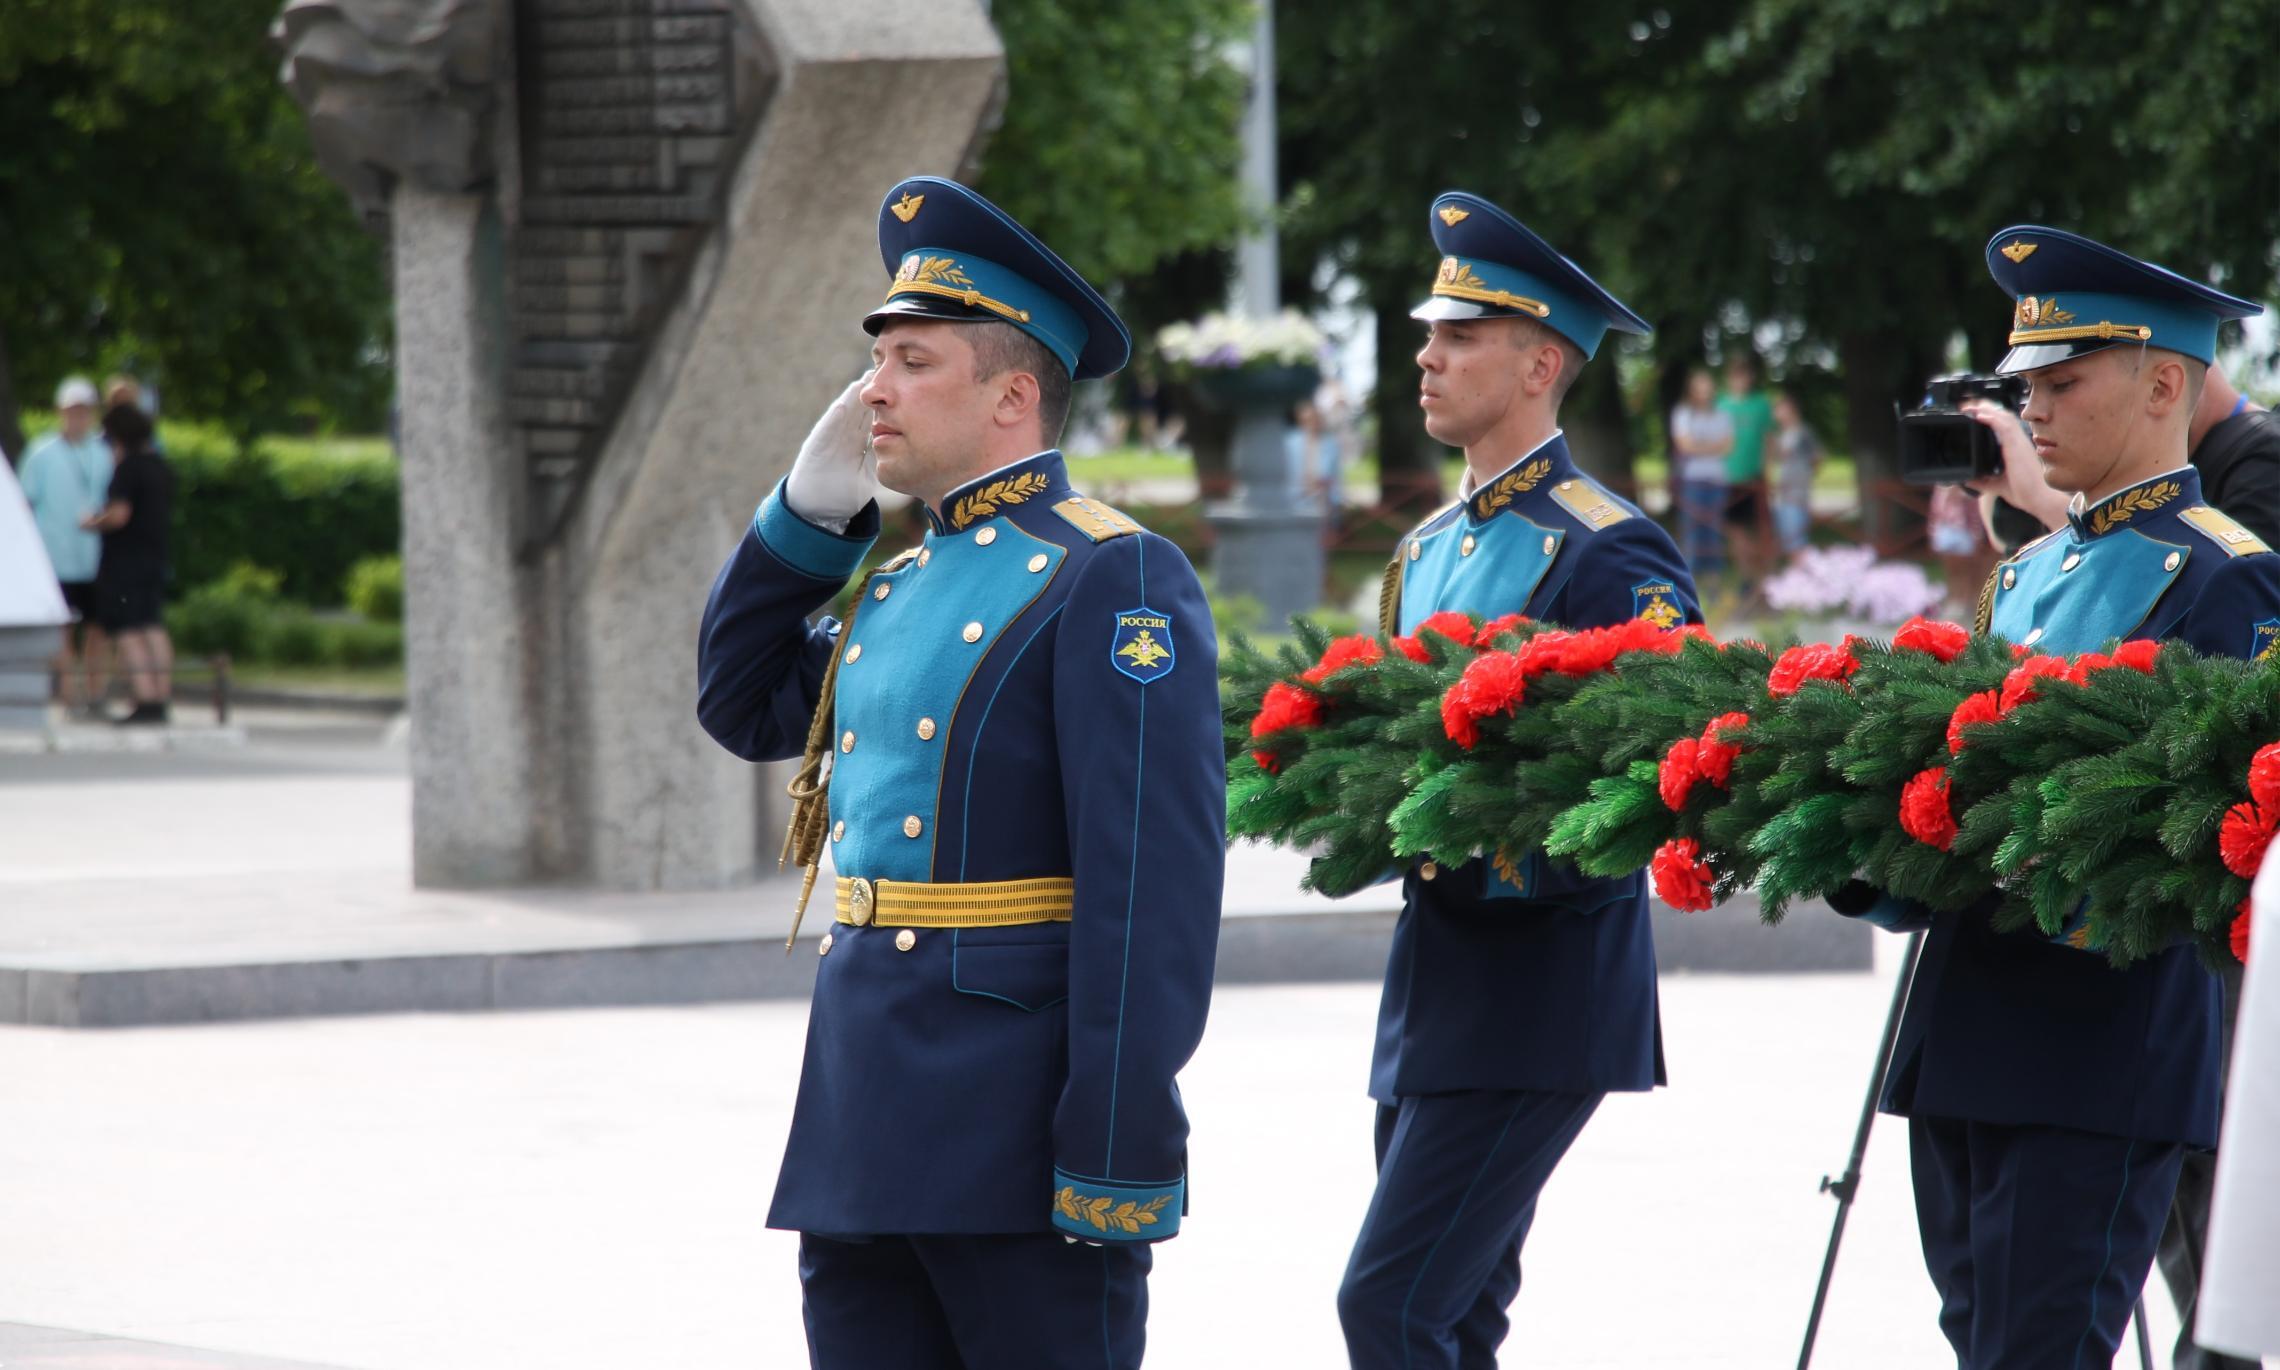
left=1896, top=372, right=2029, bottom=486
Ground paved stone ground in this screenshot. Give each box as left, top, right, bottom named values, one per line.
left=0, top=968, right=2189, bottom=1369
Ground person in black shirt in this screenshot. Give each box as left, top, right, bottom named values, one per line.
left=81, top=402, right=174, bottom=725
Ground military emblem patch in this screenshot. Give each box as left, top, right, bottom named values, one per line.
left=1112, top=607, right=1176, bottom=682
left=2255, top=619, right=2280, bottom=663
left=1632, top=581, right=1684, bottom=631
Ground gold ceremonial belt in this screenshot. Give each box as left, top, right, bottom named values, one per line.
left=834, top=875, right=1076, bottom=928
left=1431, top=283, right=1551, bottom=317
left=2008, top=320, right=2153, bottom=345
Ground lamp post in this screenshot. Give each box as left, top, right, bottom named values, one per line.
left=1204, top=0, right=1325, bottom=628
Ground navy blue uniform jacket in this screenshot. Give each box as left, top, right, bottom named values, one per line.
left=1371, top=433, right=1701, bottom=1102
left=1840, top=468, right=2280, bottom=1147
left=696, top=451, right=1225, bottom=1240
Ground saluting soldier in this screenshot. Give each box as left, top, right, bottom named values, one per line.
left=1336, top=192, right=1701, bottom=1368
left=695, top=176, right=1225, bottom=1369
left=1830, top=225, right=2277, bottom=1368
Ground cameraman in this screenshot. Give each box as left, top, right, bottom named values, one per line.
left=1963, top=358, right=2272, bottom=1370
left=1967, top=360, right=2280, bottom=553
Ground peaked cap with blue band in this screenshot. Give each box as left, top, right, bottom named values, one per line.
left=864, top=176, right=1132, bottom=382
left=1410, top=191, right=1651, bottom=360
left=1986, top=225, right=2264, bottom=376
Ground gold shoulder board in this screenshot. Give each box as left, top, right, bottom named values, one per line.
left=1547, top=477, right=1632, bottom=530
left=2178, top=505, right=2272, bottom=557
left=1053, top=495, right=1143, bottom=542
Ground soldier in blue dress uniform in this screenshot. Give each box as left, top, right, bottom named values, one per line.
left=695, top=176, right=1226, bottom=1369
left=1335, top=192, right=1702, bottom=1368
left=1830, top=225, right=2277, bottom=1369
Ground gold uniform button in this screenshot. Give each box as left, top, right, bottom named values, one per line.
left=847, top=878, right=875, bottom=926
left=903, top=815, right=923, bottom=838
left=975, top=527, right=998, bottom=546
left=2164, top=552, right=2182, bottom=572
left=1420, top=860, right=1439, bottom=881
left=831, top=820, right=845, bottom=842
left=874, top=581, right=892, bottom=601
left=917, top=549, right=931, bottom=568
left=1460, top=536, right=1477, bottom=557
left=962, top=621, right=984, bottom=643
left=2061, top=553, right=2081, bottom=572
left=1028, top=553, right=1049, bottom=573
left=916, top=717, right=937, bottom=741
left=840, top=730, right=856, bottom=754
left=895, top=929, right=917, bottom=952
left=818, top=932, right=834, bottom=956
left=1542, top=535, right=1556, bottom=555
left=2023, top=627, right=2045, bottom=646
left=1408, top=541, right=1421, bottom=562
left=844, top=643, right=862, bottom=663
left=2001, top=568, right=2017, bottom=590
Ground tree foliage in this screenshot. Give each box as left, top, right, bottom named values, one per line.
left=0, top=0, right=391, bottom=454
left=1278, top=0, right=2280, bottom=508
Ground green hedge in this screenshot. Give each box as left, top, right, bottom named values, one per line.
left=167, top=562, right=404, bottom=668
left=162, top=422, right=400, bottom=605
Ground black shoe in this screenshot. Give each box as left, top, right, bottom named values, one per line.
left=116, top=702, right=169, bottom=727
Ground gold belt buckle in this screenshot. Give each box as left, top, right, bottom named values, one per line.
left=847, top=877, right=876, bottom=926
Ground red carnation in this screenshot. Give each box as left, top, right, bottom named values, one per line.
left=1999, top=655, right=2071, bottom=712
left=1250, top=681, right=1324, bottom=741
left=1697, top=712, right=1750, bottom=787
left=1391, top=636, right=1432, bottom=663
left=1893, top=616, right=1971, bottom=663
left=1301, top=634, right=1384, bottom=685
left=1414, top=611, right=1479, bottom=648
left=1552, top=627, right=1625, bottom=677
left=2235, top=899, right=2254, bottom=965
left=2249, top=743, right=2280, bottom=814
left=2111, top=639, right=2162, bottom=673
left=1659, top=738, right=1704, bottom=811
left=1947, top=689, right=2003, bottom=755
left=2011, top=642, right=2033, bottom=660
left=2219, top=801, right=2277, bottom=880
left=1511, top=629, right=1575, bottom=677
left=2064, top=651, right=2114, bottom=685
left=1251, top=749, right=1278, bottom=772
left=1900, top=766, right=1960, bottom=851
left=1441, top=651, right=1531, bottom=749
left=1767, top=642, right=1859, bottom=697
left=1478, top=613, right=1531, bottom=643
left=1650, top=837, right=1717, bottom=912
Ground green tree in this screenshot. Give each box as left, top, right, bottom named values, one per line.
left=974, top=0, right=1251, bottom=332
left=0, top=0, right=390, bottom=456
left=1279, top=1, right=2280, bottom=520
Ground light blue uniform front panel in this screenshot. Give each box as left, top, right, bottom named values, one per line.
left=1396, top=510, right=1566, bottom=635
left=830, top=521, right=1068, bottom=881
left=1989, top=530, right=2187, bottom=655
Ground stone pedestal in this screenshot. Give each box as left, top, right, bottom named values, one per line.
left=0, top=626, right=60, bottom=731
left=1207, top=401, right=1327, bottom=629
left=386, top=0, right=1005, bottom=889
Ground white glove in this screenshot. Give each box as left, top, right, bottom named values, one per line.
left=784, top=377, right=880, bottom=533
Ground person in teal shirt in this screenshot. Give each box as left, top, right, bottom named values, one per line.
left=17, top=377, right=114, bottom=710
left=1718, top=353, right=1775, bottom=578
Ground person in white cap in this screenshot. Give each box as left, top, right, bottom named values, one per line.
left=17, top=377, right=113, bottom=713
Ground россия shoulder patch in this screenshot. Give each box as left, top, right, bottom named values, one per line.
left=1111, top=605, right=1176, bottom=682
left=1632, top=580, right=1684, bottom=630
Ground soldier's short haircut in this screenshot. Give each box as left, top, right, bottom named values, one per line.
left=1507, top=315, right=1587, bottom=405
left=969, top=321, right=1073, bottom=446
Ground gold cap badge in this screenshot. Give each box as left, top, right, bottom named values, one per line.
left=2013, top=295, right=2076, bottom=329
left=2000, top=240, right=2038, bottom=263
left=890, top=192, right=925, bottom=223
left=1438, top=206, right=1471, bottom=226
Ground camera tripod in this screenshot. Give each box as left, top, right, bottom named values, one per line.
left=1795, top=931, right=2157, bottom=1369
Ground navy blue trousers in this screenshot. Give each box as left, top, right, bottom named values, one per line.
left=798, top=1231, right=1151, bottom=1369
left=1909, top=1117, right=2184, bottom=1370
left=1338, top=1089, right=1603, bottom=1369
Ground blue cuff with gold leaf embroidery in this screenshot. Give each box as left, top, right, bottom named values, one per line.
left=1051, top=1171, right=1183, bottom=1242
left=754, top=478, right=876, bottom=581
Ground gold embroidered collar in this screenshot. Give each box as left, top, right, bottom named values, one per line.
left=1465, top=436, right=1570, bottom=522
left=2072, top=471, right=2190, bottom=539
left=936, top=454, right=1066, bottom=532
